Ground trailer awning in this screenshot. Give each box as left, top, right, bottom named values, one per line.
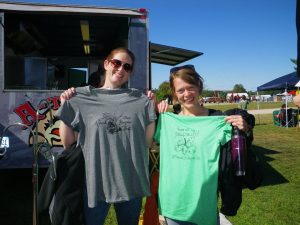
left=150, top=43, right=203, bottom=66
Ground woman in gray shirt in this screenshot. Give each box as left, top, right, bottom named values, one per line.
left=56, top=47, right=156, bottom=225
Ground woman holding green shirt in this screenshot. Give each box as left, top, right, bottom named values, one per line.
left=156, top=65, right=252, bottom=225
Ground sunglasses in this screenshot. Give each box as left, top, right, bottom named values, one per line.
left=170, top=64, right=195, bottom=74
left=109, top=59, right=133, bottom=73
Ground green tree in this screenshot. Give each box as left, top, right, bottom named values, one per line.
left=201, top=89, right=215, bottom=97
left=232, top=84, right=246, bottom=93
left=218, top=91, right=227, bottom=101
left=155, top=81, right=171, bottom=101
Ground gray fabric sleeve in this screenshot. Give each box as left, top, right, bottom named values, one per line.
left=55, top=100, right=80, bottom=131
left=146, top=99, right=157, bottom=125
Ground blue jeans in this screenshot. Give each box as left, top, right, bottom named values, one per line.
left=84, top=196, right=142, bottom=225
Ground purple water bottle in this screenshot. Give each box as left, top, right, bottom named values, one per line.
left=231, top=127, right=246, bottom=176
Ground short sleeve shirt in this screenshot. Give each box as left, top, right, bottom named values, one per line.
left=56, top=86, right=156, bottom=206
left=154, top=112, right=232, bottom=225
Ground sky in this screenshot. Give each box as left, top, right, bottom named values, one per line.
left=12, top=0, right=297, bottom=91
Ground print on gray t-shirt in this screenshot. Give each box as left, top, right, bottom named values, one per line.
left=56, top=86, right=157, bottom=207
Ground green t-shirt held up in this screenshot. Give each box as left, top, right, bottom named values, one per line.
left=154, top=112, right=232, bottom=225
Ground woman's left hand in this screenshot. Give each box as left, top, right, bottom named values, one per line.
left=225, top=115, right=250, bottom=133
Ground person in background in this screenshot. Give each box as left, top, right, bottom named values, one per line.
left=88, top=64, right=105, bottom=88
left=155, top=65, right=253, bottom=225
left=276, top=104, right=286, bottom=120
left=294, top=94, right=300, bottom=128
left=233, top=95, right=240, bottom=103
left=239, top=95, right=249, bottom=110
left=56, top=47, right=156, bottom=225
left=276, top=103, right=295, bottom=127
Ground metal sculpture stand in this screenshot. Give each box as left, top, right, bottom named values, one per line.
left=0, top=99, right=56, bottom=225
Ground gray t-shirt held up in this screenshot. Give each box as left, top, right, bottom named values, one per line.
left=56, top=86, right=157, bottom=207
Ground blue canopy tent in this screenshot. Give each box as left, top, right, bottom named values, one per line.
left=257, top=71, right=300, bottom=128
left=257, top=72, right=299, bottom=91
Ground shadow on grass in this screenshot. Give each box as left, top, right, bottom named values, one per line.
left=251, top=145, right=289, bottom=187
left=254, top=123, right=268, bottom=126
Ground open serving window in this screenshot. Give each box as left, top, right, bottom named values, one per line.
left=1, top=8, right=131, bottom=91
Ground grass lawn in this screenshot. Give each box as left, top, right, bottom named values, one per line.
left=227, top=114, right=300, bottom=225
left=104, top=107, right=300, bottom=225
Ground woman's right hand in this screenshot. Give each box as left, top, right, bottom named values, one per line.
left=156, top=101, right=169, bottom=114
left=60, top=87, right=76, bottom=105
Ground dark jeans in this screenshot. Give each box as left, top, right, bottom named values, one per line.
left=84, top=194, right=142, bottom=225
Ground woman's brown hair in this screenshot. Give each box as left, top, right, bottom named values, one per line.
left=169, top=67, right=203, bottom=101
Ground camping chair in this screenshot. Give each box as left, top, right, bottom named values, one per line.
left=149, top=142, right=160, bottom=175
left=295, top=108, right=300, bottom=131
left=291, top=109, right=299, bottom=127
left=273, top=110, right=281, bottom=126
left=279, top=108, right=295, bottom=127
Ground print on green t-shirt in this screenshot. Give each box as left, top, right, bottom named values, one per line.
left=154, top=112, right=232, bottom=225
left=173, top=127, right=202, bottom=160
